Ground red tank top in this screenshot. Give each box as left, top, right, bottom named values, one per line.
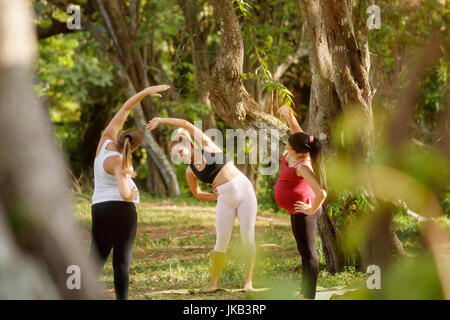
left=274, top=153, right=316, bottom=214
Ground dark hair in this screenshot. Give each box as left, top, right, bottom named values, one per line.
left=287, top=132, right=327, bottom=191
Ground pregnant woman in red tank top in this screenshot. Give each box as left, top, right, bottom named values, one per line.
left=275, top=105, right=328, bottom=300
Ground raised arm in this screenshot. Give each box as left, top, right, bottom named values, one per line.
left=147, top=117, right=221, bottom=152
left=278, top=105, right=304, bottom=134
left=102, top=85, right=170, bottom=141
left=186, top=167, right=218, bottom=201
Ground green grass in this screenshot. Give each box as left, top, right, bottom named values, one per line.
left=73, top=195, right=430, bottom=300
left=392, top=211, right=421, bottom=252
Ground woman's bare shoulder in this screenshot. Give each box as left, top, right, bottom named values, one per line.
left=295, top=162, right=314, bottom=177
left=95, top=135, right=116, bottom=156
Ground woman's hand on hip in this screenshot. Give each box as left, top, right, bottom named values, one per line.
left=294, top=198, right=313, bottom=215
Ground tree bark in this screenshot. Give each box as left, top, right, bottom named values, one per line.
left=178, top=0, right=217, bottom=129
left=97, top=0, right=181, bottom=196
left=45, top=0, right=180, bottom=196
left=79, top=88, right=119, bottom=174
left=0, top=0, right=100, bottom=298
left=133, top=101, right=180, bottom=196
left=298, top=0, right=404, bottom=272
left=298, top=0, right=345, bottom=273
left=97, top=0, right=182, bottom=195
left=209, top=0, right=288, bottom=151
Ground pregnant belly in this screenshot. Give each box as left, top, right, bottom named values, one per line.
left=274, top=181, right=315, bottom=214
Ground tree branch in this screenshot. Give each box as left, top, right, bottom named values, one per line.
left=37, top=18, right=80, bottom=39
left=395, top=200, right=433, bottom=223
left=273, top=23, right=309, bottom=81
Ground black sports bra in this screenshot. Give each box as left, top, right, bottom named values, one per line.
left=189, top=149, right=229, bottom=184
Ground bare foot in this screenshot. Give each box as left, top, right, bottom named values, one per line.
left=204, top=285, right=218, bottom=293
left=243, top=283, right=254, bottom=291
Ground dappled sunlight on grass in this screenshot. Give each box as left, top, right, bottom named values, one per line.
left=72, top=196, right=434, bottom=299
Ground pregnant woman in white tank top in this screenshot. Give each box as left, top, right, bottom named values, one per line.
left=90, top=84, right=170, bottom=300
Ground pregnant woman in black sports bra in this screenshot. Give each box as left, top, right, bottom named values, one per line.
left=147, top=117, right=257, bottom=291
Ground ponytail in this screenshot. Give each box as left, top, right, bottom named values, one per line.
left=122, top=136, right=136, bottom=177
left=117, top=129, right=144, bottom=178
left=309, top=138, right=328, bottom=192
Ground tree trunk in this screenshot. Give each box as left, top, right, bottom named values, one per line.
left=299, top=0, right=404, bottom=272
left=79, top=88, right=118, bottom=174
left=45, top=0, right=183, bottom=196
left=209, top=0, right=289, bottom=153
left=178, top=0, right=217, bottom=129
left=93, top=0, right=180, bottom=196
left=298, top=0, right=346, bottom=273
left=0, top=0, right=100, bottom=298
left=146, top=151, right=168, bottom=197
left=133, top=100, right=181, bottom=196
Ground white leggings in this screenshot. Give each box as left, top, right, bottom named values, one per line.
left=214, top=173, right=257, bottom=253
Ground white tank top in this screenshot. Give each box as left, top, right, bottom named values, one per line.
left=92, top=139, right=139, bottom=205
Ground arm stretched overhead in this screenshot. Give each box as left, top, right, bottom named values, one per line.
left=96, top=85, right=170, bottom=156
left=278, top=105, right=304, bottom=134
left=147, top=117, right=222, bottom=153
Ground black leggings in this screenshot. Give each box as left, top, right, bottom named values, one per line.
left=290, top=207, right=322, bottom=299
left=90, top=201, right=137, bottom=300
